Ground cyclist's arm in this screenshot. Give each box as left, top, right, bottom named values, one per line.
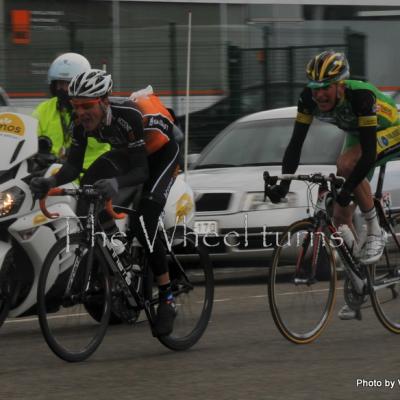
left=282, top=122, right=309, bottom=174
left=343, top=90, right=377, bottom=193
left=282, top=88, right=314, bottom=174
left=115, top=109, right=149, bottom=188
left=116, top=146, right=149, bottom=188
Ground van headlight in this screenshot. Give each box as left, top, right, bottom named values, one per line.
left=242, top=191, right=298, bottom=211
left=0, top=187, right=25, bottom=217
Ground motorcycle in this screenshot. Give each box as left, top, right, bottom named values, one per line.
left=0, top=111, right=195, bottom=327
left=0, top=111, right=80, bottom=326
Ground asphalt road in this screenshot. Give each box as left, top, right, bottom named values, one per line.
left=0, top=268, right=399, bottom=400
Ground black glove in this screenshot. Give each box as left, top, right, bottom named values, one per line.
left=336, top=187, right=352, bottom=207
left=94, top=178, right=119, bottom=200
left=267, top=182, right=289, bottom=204
left=30, top=176, right=56, bottom=198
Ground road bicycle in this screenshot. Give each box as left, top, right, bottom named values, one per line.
left=264, top=165, right=400, bottom=344
left=37, top=186, right=214, bottom=362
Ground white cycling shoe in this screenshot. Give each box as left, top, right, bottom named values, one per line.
left=338, top=304, right=362, bottom=320
left=359, top=229, right=388, bottom=265
left=338, top=304, right=357, bottom=320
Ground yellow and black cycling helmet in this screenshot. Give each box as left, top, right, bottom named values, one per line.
left=306, top=50, right=350, bottom=89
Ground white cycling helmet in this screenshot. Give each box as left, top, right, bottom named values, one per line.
left=68, top=69, right=113, bottom=98
left=47, top=53, right=91, bottom=84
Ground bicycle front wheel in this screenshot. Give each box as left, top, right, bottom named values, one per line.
left=0, top=252, right=14, bottom=327
left=37, top=233, right=111, bottom=362
left=368, top=214, right=400, bottom=333
left=154, top=229, right=214, bottom=351
left=268, top=219, right=337, bottom=344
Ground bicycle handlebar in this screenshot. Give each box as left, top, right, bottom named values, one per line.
left=39, top=187, right=127, bottom=220
left=263, top=172, right=345, bottom=187
left=263, top=171, right=346, bottom=203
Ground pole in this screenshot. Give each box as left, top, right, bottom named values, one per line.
left=112, top=1, right=121, bottom=88
left=184, top=11, right=192, bottom=181
left=169, top=22, right=178, bottom=113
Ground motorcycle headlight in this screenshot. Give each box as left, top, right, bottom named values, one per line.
left=0, top=186, right=25, bottom=217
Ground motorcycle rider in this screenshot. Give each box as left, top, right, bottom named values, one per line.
left=30, top=69, right=180, bottom=336
left=33, top=53, right=110, bottom=168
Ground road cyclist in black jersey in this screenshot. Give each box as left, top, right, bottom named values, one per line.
left=30, top=69, right=180, bottom=336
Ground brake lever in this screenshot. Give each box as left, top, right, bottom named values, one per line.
left=264, top=184, right=269, bottom=202
left=263, top=171, right=271, bottom=201
left=263, top=171, right=279, bottom=201
left=31, top=192, right=42, bottom=211
left=30, top=195, right=36, bottom=211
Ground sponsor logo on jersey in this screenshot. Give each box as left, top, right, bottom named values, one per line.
left=377, top=135, right=389, bottom=148
left=359, top=115, right=377, bottom=127
left=377, top=126, right=400, bottom=151
left=376, top=101, right=395, bottom=120
left=148, top=116, right=169, bottom=131
left=117, top=117, right=132, bottom=132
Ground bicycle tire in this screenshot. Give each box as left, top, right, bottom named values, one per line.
left=268, top=219, right=337, bottom=344
left=0, top=252, right=14, bottom=327
left=368, top=214, right=400, bottom=333
left=151, top=228, right=214, bottom=351
left=37, top=233, right=111, bottom=362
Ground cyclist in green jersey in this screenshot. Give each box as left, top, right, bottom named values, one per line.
left=267, top=50, right=400, bottom=318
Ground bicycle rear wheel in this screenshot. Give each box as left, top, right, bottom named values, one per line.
left=268, top=219, right=337, bottom=344
left=37, top=233, right=111, bottom=362
left=368, top=214, right=400, bottom=333
left=153, top=229, right=214, bottom=350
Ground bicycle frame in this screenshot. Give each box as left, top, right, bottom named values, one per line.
left=40, top=186, right=157, bottom=322
left=87, top=198, right=160, bottom=325
left=316, top=210, right=367, bottom=296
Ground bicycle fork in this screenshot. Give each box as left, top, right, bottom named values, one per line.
left=294, top=224, right=324, bottom=285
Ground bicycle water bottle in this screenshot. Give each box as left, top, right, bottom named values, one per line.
left=110, top=239, right=133, bottom=271
left=111, top=239, right=126, bottom=256
left=110, top=239, right=141, bottom=289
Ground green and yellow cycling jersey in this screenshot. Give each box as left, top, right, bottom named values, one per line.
left=296, top=79, right=399, bottom=132
left=287, top=79, right=400, bottom=192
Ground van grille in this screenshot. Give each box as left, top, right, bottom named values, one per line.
left=195, top=193, right=232, bottom=212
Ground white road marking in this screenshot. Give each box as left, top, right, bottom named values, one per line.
left=5, top=312, right=88, bottom=325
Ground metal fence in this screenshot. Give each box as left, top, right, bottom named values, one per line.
left=228, top=31, right=365, bottom=113
left=180, top=35, right=365, bottom=153
left=0, top=23, right=365, bottom=152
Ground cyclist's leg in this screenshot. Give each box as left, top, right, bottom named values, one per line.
left=336, top=135, right=376, bottom=319
left=334, top=133, right=362, bottom=231
left=134, top=140, right=180, bottom=336
left=358, top=127, right=400, bottom=263
left=337, top=133, right=385, bottom=262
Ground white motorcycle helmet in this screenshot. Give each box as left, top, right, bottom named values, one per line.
left=47, top=53, right=91, bottom=84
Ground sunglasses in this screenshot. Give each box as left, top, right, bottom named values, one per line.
left=70, top=98, right=101, bottom=110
